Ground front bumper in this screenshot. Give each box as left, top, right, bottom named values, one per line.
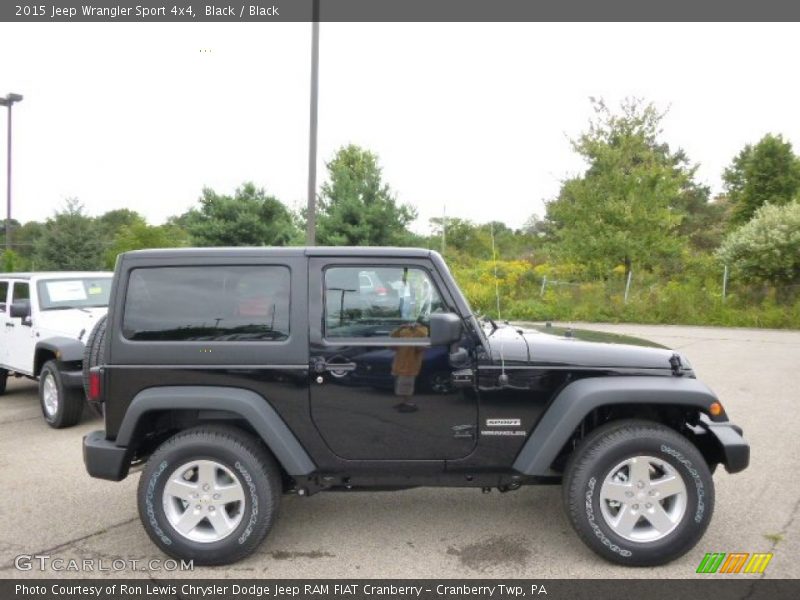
left=698, top=414, right=750, bottom=473
left=83, top=430, right=130, bottom=481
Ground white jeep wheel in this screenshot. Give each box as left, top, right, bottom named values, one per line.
left=41, top=370, right=60, bottom=418
left=39, top=360, right=84, bottom=428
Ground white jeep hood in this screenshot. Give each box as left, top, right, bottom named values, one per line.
left=36, top=307, right=108, bottom=341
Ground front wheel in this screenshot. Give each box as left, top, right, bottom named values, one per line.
left=563, top=419, right=714, bottom=566
left=137, top=425, right=282, bottom=565
left=39, top=361, right=84, bottom=428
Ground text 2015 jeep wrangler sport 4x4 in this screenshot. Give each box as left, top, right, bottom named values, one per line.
left=82, top=248, right=749, bottom=566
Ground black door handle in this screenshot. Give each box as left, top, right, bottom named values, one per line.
left=324, top=362, right=357, bottom=373
left=311, top=358, right=357, bottom=373
left=5, top=322, right=14, bottom=328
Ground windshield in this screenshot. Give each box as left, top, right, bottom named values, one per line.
left=37, top=277, right=113, bottom=311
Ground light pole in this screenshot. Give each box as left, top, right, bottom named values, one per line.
left=0, top=93, right=23, bottom=253
left=306, top=0, right=320, bottom=246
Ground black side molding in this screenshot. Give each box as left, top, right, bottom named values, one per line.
left=115, top=386, right=316, bottom=477
left=36, top=336, right=85, bottom=364
left=513, top=376, right=722, bottom=477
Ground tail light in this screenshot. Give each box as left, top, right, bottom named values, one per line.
left=375, top=286, right=388, bottom=295
left=88, top=367, right=103, bottom=403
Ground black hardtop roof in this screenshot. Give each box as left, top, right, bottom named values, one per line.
left=121, top=246, right=437, bottom=260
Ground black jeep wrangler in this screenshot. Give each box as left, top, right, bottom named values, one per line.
left=82, top=247, right=749, bottom=566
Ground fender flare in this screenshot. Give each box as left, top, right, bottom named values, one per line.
left=512, top=376, right=720, bottom=477
left=35, top=337, right=85, bottom=370
left=115, top=386, right=316, bottom=477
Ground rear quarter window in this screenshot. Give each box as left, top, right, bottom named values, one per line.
left=122, top=265, right=290, bottom=342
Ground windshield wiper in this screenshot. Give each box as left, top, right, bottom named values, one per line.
left=44, top=306, right=91, bottom=313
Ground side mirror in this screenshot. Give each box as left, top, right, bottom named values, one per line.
left=10, top=300, right=31, bottom=320
left=429, top=312, right=463, bottom=347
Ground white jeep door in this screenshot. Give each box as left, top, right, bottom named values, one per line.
left=5, top=281, right=36, bottom=374
left=0, top=280, right=9, bottom=367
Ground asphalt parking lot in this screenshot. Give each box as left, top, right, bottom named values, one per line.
left=0, top=323, right=798, bottom=580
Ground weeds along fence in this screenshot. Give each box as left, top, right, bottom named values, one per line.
left=450, top=260, right=800, bottom=329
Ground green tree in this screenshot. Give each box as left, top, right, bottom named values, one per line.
left=716, top=201, right=800, bottom=286
left=105, top=222, right=190, bottom=268
left=34, top=199, right=105, bottom=270
left=0, top=218, right=21, bottom=251
left=316, top=145, right=416, bottom=246
left=477, top=221, right=542, bottom=260
left=427, top=217, right=541, bottom=263
left=180, top=182, right=299, bottom=247
left=429, top=217, right=490, bottom=258
left=723, top=134, right=800, bottom=224
left=1, top=249, right=23, bottom=272
left=97, top=209, right=146, bottom=238
left=674, top=186, right=734, bottom=251
left=522, top=213, right=554, bottom=239
left=4, top=220, right=45, bottom=267
left=545, top=98, right=691, bottom=278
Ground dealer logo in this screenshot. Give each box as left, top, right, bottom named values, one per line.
left=696, top=552, right=773, bottom=574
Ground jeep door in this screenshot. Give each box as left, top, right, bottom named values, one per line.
left=308, top=257, right=478, bottom=460
left=5, top=280, right=35, bottom=374
left=0, top=279, right=8, bottom=366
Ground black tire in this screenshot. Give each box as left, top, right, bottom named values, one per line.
left=563, top=419, right=714, bottom=567
left=137, top=425, right=282, bottom=566
left=0, top=369, right=7, bottom=395
left=39, top=360, right=84, bottom=428
left=82, top=315, right=107, bottom=415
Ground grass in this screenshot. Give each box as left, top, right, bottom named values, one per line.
left=451, top=259, right=800, bottom=330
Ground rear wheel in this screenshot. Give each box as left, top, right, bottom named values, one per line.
left=137, top=425, right=281, bottom=565
left=82, top=315, right=107, bottom=416
left=0, top=369, right=7, bottom=395
left=563, top=419, right=714, bottom=566
left=39, top=360, right=84, bottom=428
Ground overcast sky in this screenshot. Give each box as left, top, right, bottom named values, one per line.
left=1, top=22, right=798, bottom=233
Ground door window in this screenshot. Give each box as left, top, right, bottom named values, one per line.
left=11, top=282, right=29, bottom=303
left=324, top=266, right=445, bottom=339
left=0, top=281, right=7, bottom=313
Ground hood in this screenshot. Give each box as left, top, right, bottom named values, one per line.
left=483, top=323, right=687, bottom=372
left=36, top=307, right=108, bottom=341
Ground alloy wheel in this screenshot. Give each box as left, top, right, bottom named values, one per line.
left=42, top=372, right=59, bottom=418
left=599, top=455, right=688, bottom=543
left=162, top=459, right=246, bottom=543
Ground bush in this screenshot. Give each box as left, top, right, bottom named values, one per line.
left=716, top=201, right=800, bottom=286
left=1, top=250, right=24, bottom=272
left=449, top=257, right=800, bottom=329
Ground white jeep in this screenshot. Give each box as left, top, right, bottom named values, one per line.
left=0, top=271, right=112, bottom=427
